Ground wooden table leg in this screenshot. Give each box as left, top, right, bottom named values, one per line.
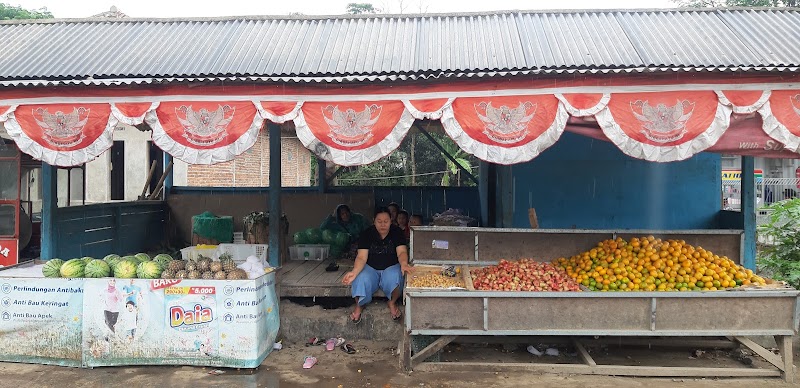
left=775, top=335, right=795, bottom=383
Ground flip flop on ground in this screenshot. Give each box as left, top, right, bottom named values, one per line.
left=302, top=356, right=317, bottom=369
left=341, top=343, right=356, bottom=354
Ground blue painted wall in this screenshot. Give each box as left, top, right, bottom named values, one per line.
left=53, top=202, right=166, bottom=259
left=510, top=133, right=721, bottom=230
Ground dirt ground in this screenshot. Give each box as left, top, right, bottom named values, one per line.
left=0, top=338, right=797, bottom=388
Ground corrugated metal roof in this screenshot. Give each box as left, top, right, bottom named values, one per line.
left=0, top=8, right=797, bottom=84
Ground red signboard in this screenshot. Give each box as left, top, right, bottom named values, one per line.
left=0, top=239, right=18, bottom=266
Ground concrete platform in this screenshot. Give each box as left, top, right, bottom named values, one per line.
left=279, top=299, right=403, bottom=343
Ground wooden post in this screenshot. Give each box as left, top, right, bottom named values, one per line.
left=317, top=157, right=326, bottom=193
left=139, top=160, right=157, bottom=199
left=148, top=160, right=173, bottom=200
left=775, top=335, right=795, bottom=383
left=41, top=163, right=57, bottom=260
left=268, top=122, right=282, bottom=268
left=528, top=208, right=539, bottom=229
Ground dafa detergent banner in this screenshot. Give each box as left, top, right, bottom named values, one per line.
left=82, top=275, right=278, bottom=368
left=0, top=278, right=84, bottom=366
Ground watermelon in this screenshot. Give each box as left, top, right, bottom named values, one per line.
left=121, top=255, right=138, bottom=264
left=293, top=231, right=307, bottom=244
left=136, top=261, right=163, bottom=279
left=154, top=253, right=173, bottom=268
left=135, top=253, right=151, bottom=262
left=334, top=232, right=350, bottom=247
left=42, top=259, right=64, bottom=278
left=81, top=256, right=95, bottom=265
left=106, top=256, right=122, bottom=270
left=60, top=259, right=86, bottom=278
left=307, top=228, right=323, bottom=244
left=85, top=259, right=111, bottom=278
left=114, top=260, right=138, bottom=278
left=103, top=254, right=120, bottom=262
left=322, top=229, right=336, bottom=245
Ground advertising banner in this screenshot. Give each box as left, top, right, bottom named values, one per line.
left=82, top=273, right=279, bottom=368
left=0, top=278, right=84, bottom=366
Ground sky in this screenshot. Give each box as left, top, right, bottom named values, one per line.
left=9, top=0, right=677, bottom=19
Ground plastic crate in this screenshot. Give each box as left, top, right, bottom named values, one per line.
left=216, top=243, right=268, bottom=266
left=180, top=246, right=219, bottom=261
left=289, top=244, right=330, bottom=261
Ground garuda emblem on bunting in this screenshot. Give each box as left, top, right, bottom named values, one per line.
left=790, top=94, right=800, bottom=116
left=322, top=104, right=380, bottom=147
left=33, top=107, right=89, bottom=147
left=475, top=102, right=536, bottom=144
left=631, top=99, right=695, bottom=144
left=176, top=104, right=234, bottom=146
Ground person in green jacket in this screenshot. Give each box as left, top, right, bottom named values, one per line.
left=320, top=204, right=368, bottom=245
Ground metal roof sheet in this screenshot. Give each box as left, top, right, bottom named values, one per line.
left=0, top=8, right=797, bottom=84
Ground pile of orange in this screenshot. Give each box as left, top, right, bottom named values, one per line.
left=553, top=236, right=766, bottom=292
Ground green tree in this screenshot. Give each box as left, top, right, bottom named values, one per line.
left=346, top=3, right=380, bottom=14
left=437, top=137, right=472, bottom=186
left=757, top=199, right=800, bottom=288
left=673, top=0, right=798, bottom=6
left=0, top=3, right=52, bottom=20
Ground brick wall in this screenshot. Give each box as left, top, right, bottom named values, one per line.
left=187, top=131, right=312, bottom=187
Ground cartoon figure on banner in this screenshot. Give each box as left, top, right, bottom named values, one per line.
left=322, top=104, right=380, bottom=146
left=176, top=104, right=235, bottom=146
left=475, top=102, right=536, bottom=144
left=631, top=99, right=695, bottom=143
left=32, top=107, right=89, bottom=147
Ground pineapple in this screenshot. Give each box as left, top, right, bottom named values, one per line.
left=214, top=271, right=227, bottom=280
left=187, top=270, right=201, bottom=279
left=198, top=258, right=211, bottom=272
left=210, top=261, right=223, bottom=273
left=168, top=260, right=186, bottom=271
left=201, top=271, right=214, bottom=280
left=161, top=269, right=175, bottom=279
left=227, top=269, right=248, bottom=280
left=185, top=260, right=197, bottom=272
left=221, top=258, right=237, bottom=272
left=175, top=270, right=188, bottom=279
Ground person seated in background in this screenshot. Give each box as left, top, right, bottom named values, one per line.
left=320, top=204, right=368, bottom=245
left=397, top=210, right=410, bottom=240
left=343, top=207, right=413, bottom=323
left=409, top=214, right=423, bottom=227
left=387, top=202, right=400, bottom=225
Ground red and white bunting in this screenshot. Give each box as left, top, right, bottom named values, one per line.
left=441, top=95, right=567, bottom=165
left=556, top=93, right=610, bottom=117
left=145, top=101, right=263, bottom=165
left=294, top=100, right=413, bottom=166
left=257, top=101, right=303, bottom=123
left=3, top=103, right=116, bottom=166
left=596, top=91, right=731, bottom=162
left=111, top=102, right=160, bottom=126
left=716, top=90, right=771, bottom=114
left=403, top=98, right=454, bottom=120
left=759, top=90, right=800, bottom=153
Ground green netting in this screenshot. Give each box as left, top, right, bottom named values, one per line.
left=191, top=211, right=233, bottom=243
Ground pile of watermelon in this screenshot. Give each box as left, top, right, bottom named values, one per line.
left=293, top=227, right=350, bottom=259
left=42, top=252, right=172, bottom=279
